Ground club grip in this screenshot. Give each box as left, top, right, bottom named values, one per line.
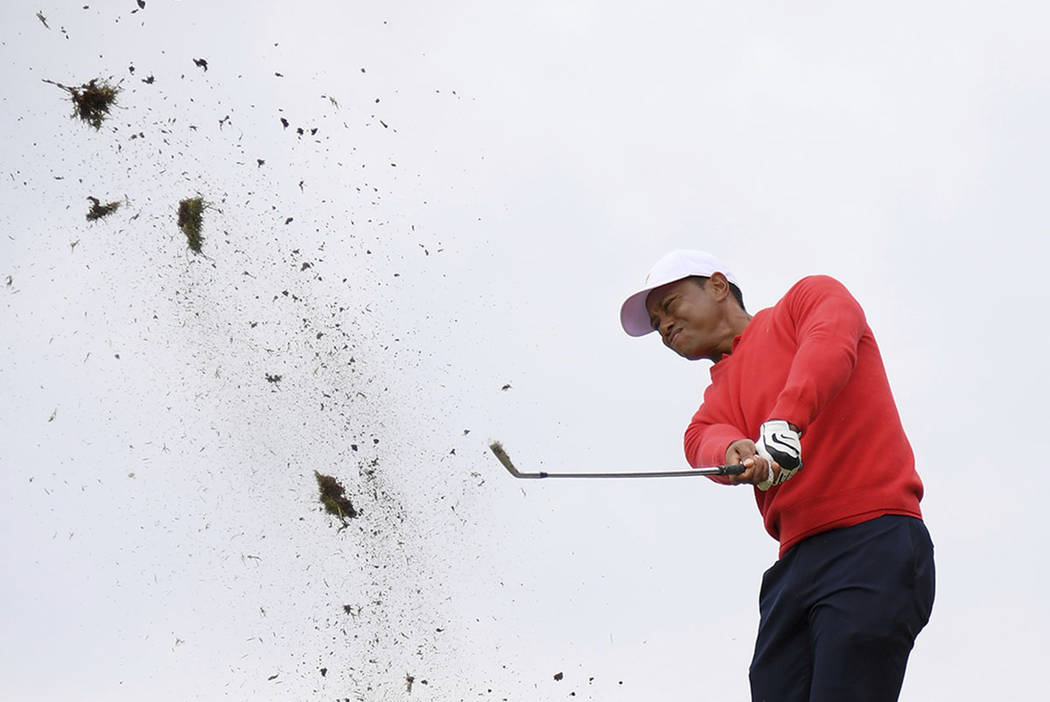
left=721, top=463, right=746, bottom=476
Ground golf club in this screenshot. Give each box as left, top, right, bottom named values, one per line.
left=489, top=441, right=746, bottom=479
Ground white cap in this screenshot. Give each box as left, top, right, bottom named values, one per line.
left=619, top=249, right=739, bottom=336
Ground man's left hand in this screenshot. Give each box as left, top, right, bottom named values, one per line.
left=755, top=419, right=803, bottom=487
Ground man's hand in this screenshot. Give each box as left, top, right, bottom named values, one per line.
left=725, top=439, right=779, bottom=488
left=755, top=420, right=803, bottom=488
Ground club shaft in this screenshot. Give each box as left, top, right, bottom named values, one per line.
left=488, top=442, right=745, bottom=480
left=513, top=464, right=745, bottom=479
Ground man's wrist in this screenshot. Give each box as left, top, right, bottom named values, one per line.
left=771, top=419, right=801, bottom=435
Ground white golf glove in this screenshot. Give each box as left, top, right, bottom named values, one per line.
left=754, top=420, right=803, bottom=491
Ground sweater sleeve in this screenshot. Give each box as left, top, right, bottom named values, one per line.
left=684, top=404, right=745, bottom=485
left=768, top=276, right=867, bottom=433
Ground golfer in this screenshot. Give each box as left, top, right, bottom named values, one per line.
left=620, top=250, right=934, bottom=702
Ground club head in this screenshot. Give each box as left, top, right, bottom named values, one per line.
left=489, top=441, right=525, bottom=478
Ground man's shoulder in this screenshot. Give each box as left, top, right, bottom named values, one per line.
left=746, top=276, right=857, bottom=321
left=786, top=274, right=848, bottom=295
left=773, top=275, right=852, bottom=305
left=768, top=274, right=869, bottom=327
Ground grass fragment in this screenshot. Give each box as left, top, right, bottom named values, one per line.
left=177, top=196, right=205, bottom=253
left=315, top=471, right=358, bottom=521
left=86, top=196, right=120, bottom=221
left=44, top=78, right=120, bottom=129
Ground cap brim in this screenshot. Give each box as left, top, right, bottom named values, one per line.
left=620, top=287, right=659, bottom=336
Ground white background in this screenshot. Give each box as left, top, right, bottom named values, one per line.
left=2, top=1, right=1048, bottom=700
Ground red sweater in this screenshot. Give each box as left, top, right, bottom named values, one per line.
left=684, top=275, right=923, bottom=557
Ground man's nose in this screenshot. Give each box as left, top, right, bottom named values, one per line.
left=659, top=316, right=674, bottom=339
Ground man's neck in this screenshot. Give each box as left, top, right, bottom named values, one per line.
left=718, top=309, right=753, bottom=358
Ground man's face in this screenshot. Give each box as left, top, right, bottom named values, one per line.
left=645, top=277, right=721, bottom=361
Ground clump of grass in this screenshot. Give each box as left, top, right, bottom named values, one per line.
left=177, top=196, right=205, bottom=253
left=86, top=196, right=120, bottom=221
left=44, top=78, right=120, bottom=129
left=315, top=471, right=358, bottom=522
left=72, top=80, right=119, bottom=128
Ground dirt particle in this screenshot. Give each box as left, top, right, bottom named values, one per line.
left=315, top=471, right=358, bottom=521
left=86, top=196, right=120, bottom=221
left=177, top=196, right=205, bottom=253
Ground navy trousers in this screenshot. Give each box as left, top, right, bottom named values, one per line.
left=749, top=515, right=935, bottom=702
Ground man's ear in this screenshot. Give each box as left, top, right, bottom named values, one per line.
left=708, top=272, right=731, bottom=301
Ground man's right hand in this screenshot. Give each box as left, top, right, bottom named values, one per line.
left=725, top=439, right=780, bottom=489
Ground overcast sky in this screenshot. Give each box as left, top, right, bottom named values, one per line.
left=2, top=1, right=1048, bottom=700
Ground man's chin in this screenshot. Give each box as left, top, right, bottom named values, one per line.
left=668, top=336, right=705, bottom=361
left=674, top=345, right=704, bottom=361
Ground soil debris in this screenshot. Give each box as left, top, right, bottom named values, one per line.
left=177, top=196, right=205, bottom=253
left=43, top=78, right=120, bottom=129
left=315, top=471, right=358, bottom=521
left=86, top=196, right=121, bottom=221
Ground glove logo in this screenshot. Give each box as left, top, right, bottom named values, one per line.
left=769, top=433, right=801, bottom=468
